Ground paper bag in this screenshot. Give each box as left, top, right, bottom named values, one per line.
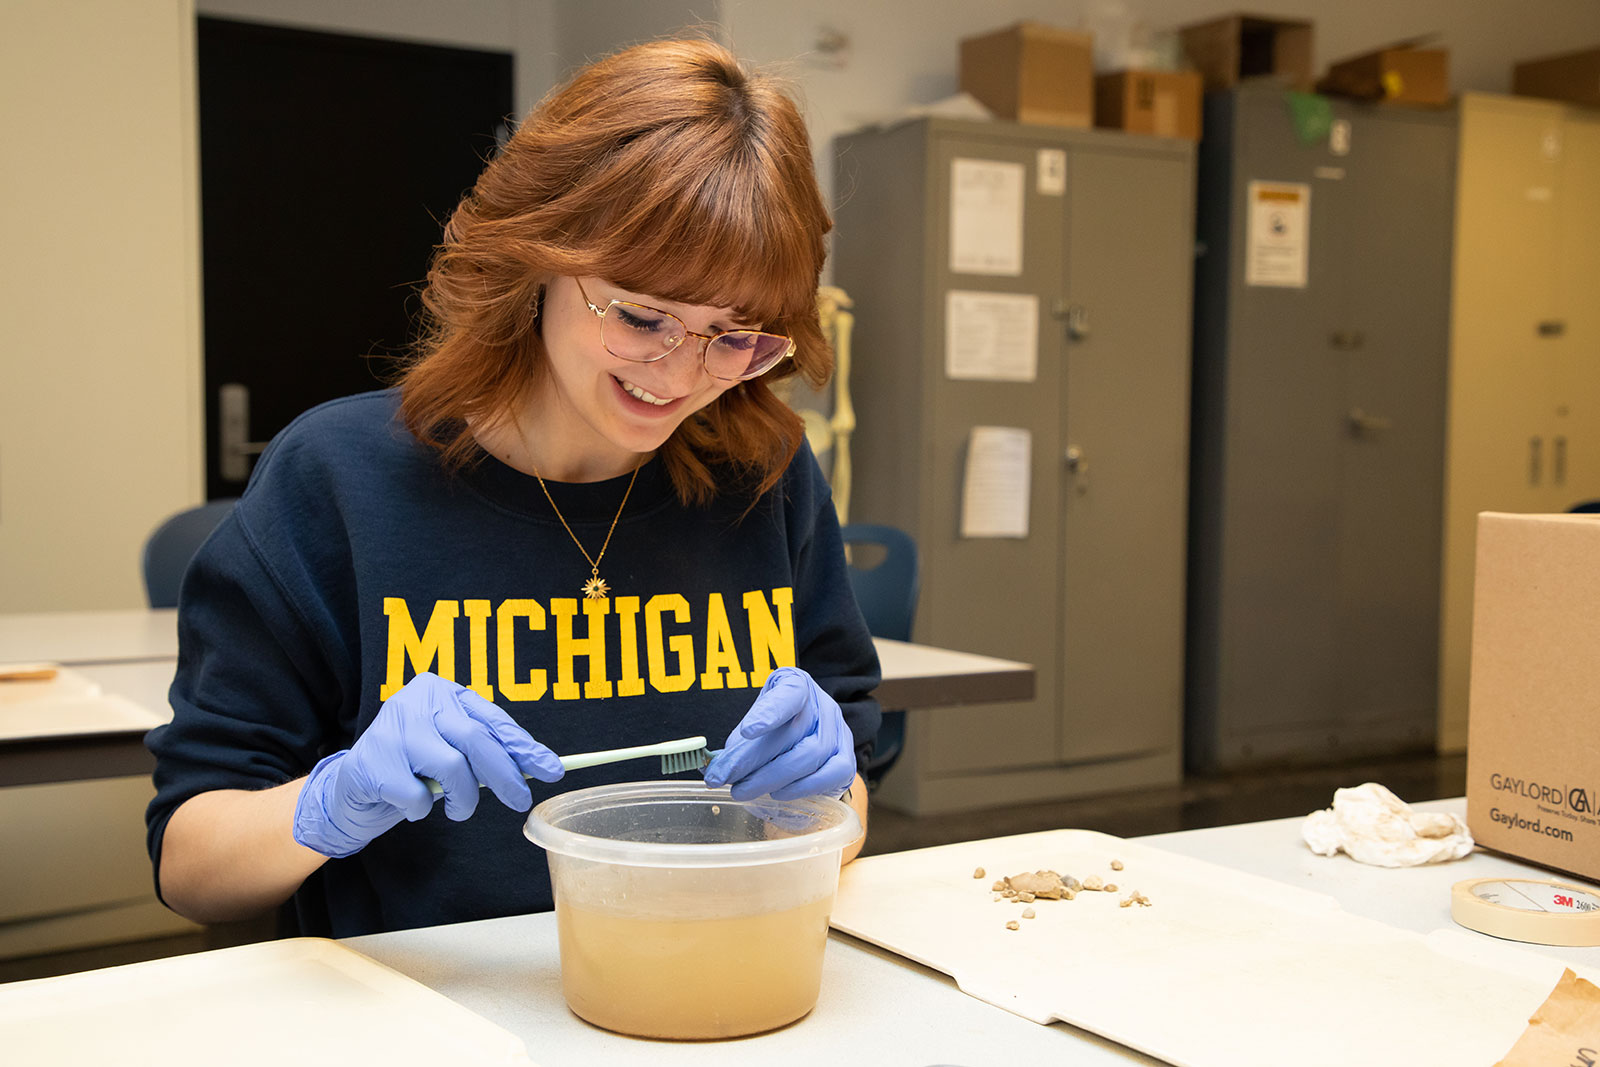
left=1496, top=968, right=1600, bottom=1066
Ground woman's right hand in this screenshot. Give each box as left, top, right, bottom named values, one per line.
left=292, top=673, right=564, bottom=858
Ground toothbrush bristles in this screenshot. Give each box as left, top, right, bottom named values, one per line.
left=659, top=746, right=712, bottom=775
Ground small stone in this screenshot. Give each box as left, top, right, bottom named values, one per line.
left=1017, top=891, right=1036, bottom=903
left=1083, top=875, right=1104, bottom=891
left=1063, top=888, right=1077, bottom=900
left=1105, top=883, right=1118, bottom=893
left=1022, top=907, right=1036, bottom=919
left=1111, top=859, right=1124, bottom=871
left=1063, top=876, right=1082, bottom=891
left=974, top=867, right=986, bottom=879
left=991, top=880, right=1006, bottom=892
left=1120, top=898, right=1133, bottom=908
left=1005, top=920, right=1020, bottom=931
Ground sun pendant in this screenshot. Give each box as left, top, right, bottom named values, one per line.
left=582, top=575, right=610, bottom=600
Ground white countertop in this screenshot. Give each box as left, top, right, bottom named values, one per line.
left=335, top=797, right=1599, bottom=1065
left=6, top=796, right=1597, bottom=1065
left=0, top=609, right=178, bottom=666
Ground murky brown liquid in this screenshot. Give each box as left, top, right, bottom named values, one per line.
left=555, top=895, right=833, bottom=1039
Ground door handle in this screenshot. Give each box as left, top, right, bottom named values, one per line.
left=1329, top=330, right=1366, bottom=350
left=1529, top=436, right=1543, bottom=486
left=219, top=383, right=271, bottom=483
left=1064, top=445, right=1088, bottom=493
left=1052, top=302, right=1090, bottom=341
left=1347, top=408, right=1392, bottom=436
left=1553, top=435, right=1567, bottom=486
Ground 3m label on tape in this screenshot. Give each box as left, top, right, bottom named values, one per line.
left=1452, top=878, right=1600, bottom=947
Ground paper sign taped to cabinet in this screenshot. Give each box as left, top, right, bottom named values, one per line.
left=949, top=158, right=1024, bottom=275
left=945, top=290, right=1038, bottom=381
left=960, top=427, right=1031, bottom=539
left=1245, top=180, right=1310, bottom=288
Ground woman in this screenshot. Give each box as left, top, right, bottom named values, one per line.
left=145, top=38, right=880, bottom=938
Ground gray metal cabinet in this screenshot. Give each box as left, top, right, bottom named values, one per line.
left=833, top=118, right=1194, bottom=814
left=1186, top=87, right=1457, bottom=772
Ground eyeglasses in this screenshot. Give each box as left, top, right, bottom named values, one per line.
left=574, top=279, right=794, bottom=382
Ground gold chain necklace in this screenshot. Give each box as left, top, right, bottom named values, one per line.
left=530, top=460, right=642, bottom=599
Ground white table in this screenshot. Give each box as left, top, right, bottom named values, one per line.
left=0, top=609, right=178, bottom=666
left=1142, top=798, right=1600, bottom=970
left=6, top=799, right=1596, bottom=1064
left=335, top=800, right=1591, bottom=1064
left=0, top=610, right=1033, bottom=787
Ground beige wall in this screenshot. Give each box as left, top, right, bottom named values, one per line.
left=0, top=0, right=204, bottom=611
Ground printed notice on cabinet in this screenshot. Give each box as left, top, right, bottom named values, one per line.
left=950, top=158, right=1024, bottom=275
left=1245, top=181, right=1310, bottom=288
left=945, top=290, right=1038, bottom=381
left=960, top=427, right=1031, bottom=539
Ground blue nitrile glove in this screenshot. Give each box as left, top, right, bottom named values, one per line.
left=703, top=666, right=857, bottom=802
left=293, top=672, right=564, bottom=858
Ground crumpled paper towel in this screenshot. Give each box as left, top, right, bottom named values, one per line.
left=1301, top=782, right=1474, bottom=866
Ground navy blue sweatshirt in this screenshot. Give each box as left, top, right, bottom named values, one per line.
left=145, top=390, right=880, bottom=937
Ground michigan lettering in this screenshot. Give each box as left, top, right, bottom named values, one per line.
left=378, top=589, right=796, bottom=702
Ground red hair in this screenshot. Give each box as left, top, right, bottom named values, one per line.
left=400, top=38, right=832, bottom=505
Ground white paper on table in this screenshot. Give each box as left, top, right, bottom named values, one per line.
left=1245, top=180, right=1310, bottom=288
left=945, top=290, right=1038, bottom=382
left=949, top=158, right=1024, bottom=275
left=960, top=427, right=1031, bottom=539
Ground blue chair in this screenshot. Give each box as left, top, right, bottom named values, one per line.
left=142, top=500, right=238, bottom=608
left=840, top=523, right=919, bottom=790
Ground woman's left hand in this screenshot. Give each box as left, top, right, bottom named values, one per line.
left=704, top=667, right=857, bottom=801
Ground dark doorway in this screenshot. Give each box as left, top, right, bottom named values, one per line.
left=197, top=17, right=513, bottom=498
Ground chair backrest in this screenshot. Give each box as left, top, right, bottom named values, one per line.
left=142, top=500, right=238, bottom=608
left=840, top=523, right=919, bottom=790
left=839, top=523, right=918, bottom=642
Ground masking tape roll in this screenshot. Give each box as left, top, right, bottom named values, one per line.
left=1451, top=877, right=1600, bottom=947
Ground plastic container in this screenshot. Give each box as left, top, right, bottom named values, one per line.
left=523, top=781, right=860, bottom=1039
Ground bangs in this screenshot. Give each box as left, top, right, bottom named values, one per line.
left=581, top=124, right=827, bottom=327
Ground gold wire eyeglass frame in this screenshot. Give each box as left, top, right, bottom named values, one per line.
left=572, top=278, right=794, bottom=382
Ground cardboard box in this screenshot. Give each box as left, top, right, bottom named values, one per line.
left=1318, top=38, right=1450, bottom=106
left=960, top=22, right=1094, bottom=128
left=1514, top=47, right=1600, bottom=109
left=1466, top=513, right=1600, bottom=882
left=1095, top=70, right=1203, bottom=140
left=1179, top=13, right=1313, bottom=91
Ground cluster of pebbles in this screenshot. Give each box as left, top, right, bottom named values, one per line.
left=972, top=860, right=1151, bottom=930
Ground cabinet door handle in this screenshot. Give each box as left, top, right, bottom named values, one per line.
left=1530, top=436, right=1543, bottom=486
left=1064, top=445, right=1089, bottom=493
left=1347, top=408, right=1392, bottom=435
left=1554, top=435, right=1567, bottom=486
left=1053, top=302, right=1090, bottom=341
left=1537, top=320, right=1566, bottom=338
left=1330, top=329, right=1366, bottom=350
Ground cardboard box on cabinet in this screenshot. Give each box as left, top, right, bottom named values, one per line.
left=1318, top=38, right=1450, bottom=107
left=1514, top=47, right=1600, bottom=109
left=959, top=21, right=1095, bottom=128
left=1094, top=70, right=1203, bottom=140
left=1179, top=13, right=1313, bottom=91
